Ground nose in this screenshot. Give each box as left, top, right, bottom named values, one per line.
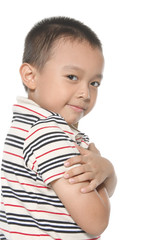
left=78, top=84, right=90, bottom=100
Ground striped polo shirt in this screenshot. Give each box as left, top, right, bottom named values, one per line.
left=0, top=97, right=100, bottom=240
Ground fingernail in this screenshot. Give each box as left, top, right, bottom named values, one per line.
left=64, top=162, right=70, bottom=167
left=69, top=178, right=75, bottom=183
left=64, top=173, right=69, bottom=178
left=81, top=188, right=86, bottom=193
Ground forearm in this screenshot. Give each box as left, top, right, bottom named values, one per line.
left=52, top=178, right=110, bottom=236
left=103, top=170, right=117, bottom=197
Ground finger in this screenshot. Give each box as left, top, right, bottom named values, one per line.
left=64, top=164, right=89, bottom=179
left=88, top=143, right=100, bottom=155
left=68, top=172, right=94, bottom=184
left=75, top=144, right=89, bottom=155
left=81, top=179, right=98, bottom=193
left=64, top=156, right=83, bottom=167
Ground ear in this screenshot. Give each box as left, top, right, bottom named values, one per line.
left=19, top=63, right=38, bottom=90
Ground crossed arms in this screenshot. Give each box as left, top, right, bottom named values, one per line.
left=51, top=143, right=117, bottom=236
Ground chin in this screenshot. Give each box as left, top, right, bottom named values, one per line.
left=66, top=119, right=80, bottom=127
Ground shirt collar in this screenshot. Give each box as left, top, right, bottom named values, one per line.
left=13, top=96, right=56, bottom=119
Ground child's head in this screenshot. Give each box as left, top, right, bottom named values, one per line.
left=20, top=17, right=104, bottom=125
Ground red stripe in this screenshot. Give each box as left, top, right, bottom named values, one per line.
left=44, top=172, right=65, bottom=183
left=13, top=104, right=47, bottom=118
left=3, top=151, right=24, bottom=159
left=64, top=130, right=74, bottom=135
left=81, top=140, right=89, bottom=146
left=76, top=137, right=82, bottom=141
left=26, top=126, right=74, bottom=141
left=1, top=202, right=70, bottom=216
left=32, top=160, right=37, bottom=170
left=1, top=177, right=47, bottom=189
left=0, top=228, right=49, bottom=237
left=1, top=226, right=99, bottom=239
left=11, top=126, right=29, bottom=132
left=26, top=126, right=60, bottom=140
left=37, top=146, right=76, bottom=159
left=76, top=138, right=88, bottom=146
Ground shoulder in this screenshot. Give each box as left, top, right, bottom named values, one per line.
left=25, top=114, right=68, bottom=140
left=33, top=113, right=68, bottom=126
left=23, top=114, right=77, bottom=163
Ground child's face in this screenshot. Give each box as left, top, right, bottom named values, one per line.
left=31, top=39, right=104, bottom=125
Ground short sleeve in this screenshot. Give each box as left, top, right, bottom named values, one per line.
left=23, top=118, right=79, bottom=185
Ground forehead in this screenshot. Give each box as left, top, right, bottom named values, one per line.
left=49, top=38, right=104, bottom=70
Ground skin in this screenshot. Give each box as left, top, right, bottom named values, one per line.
left=20, top=39, right=113, bottom=235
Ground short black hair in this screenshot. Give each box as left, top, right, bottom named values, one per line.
left=22, top=16, right=102, bottom=90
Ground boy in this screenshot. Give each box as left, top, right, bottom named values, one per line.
left=0, top=17, right=117, bottom=239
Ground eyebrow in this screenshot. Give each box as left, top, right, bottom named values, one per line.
left=62, top=65, right=103, bottom=80
left=62, top=65, right=84, bottom=72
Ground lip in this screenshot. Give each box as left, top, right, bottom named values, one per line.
left=68, top=104, right=86, bottom=113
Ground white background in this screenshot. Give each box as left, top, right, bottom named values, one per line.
left=0, top=0, right=159, bottom=239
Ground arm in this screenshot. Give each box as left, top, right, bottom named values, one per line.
left=23, top=119, right=110, bottom=235
left=64, top=143, right=117, bottom=197
left=103, top=164, right=117, bottom=197
left=51, top=177, right=110, bottom=236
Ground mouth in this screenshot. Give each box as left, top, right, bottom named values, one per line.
left=67, top=104, right=86, bottom=113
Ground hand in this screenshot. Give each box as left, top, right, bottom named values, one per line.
left=64, top=143, right=117, bottom=196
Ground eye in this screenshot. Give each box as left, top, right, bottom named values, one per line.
left=91, top=81, right=101, bottom=88
left=67, top=75, right=78, bottom=81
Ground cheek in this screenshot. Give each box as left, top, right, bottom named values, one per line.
left=91, top=90, right=98, bottom=107
left=85, top=92, right=97, bottom=116
left=38, top=78, right=61, bottom=101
